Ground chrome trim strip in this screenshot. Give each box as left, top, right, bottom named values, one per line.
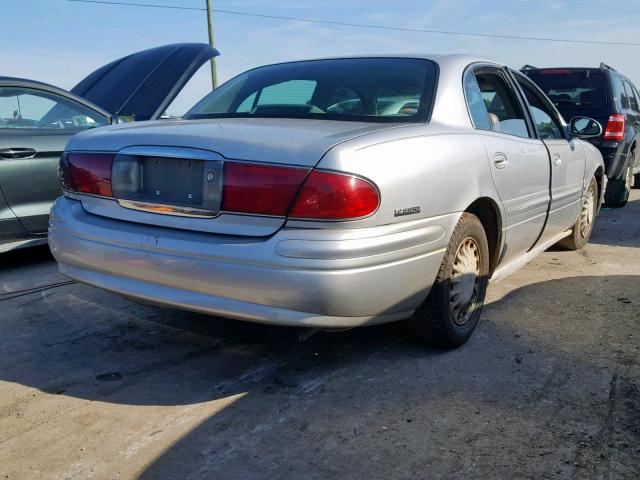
left=117, top=199, right=219, bottom=218
left=117, top=145, right=224, bottom=161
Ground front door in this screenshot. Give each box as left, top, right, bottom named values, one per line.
left=513, top=72, right=586, bottom=240
left=0, top=86, right=110, bottom=232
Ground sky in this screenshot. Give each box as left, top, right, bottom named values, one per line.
left=3, top=0, right=640, bottom=115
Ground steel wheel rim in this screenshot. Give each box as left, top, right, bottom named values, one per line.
left=580, top=183, right=596, bottom=239
left=449, top=237, right=481, bottom=326
left=625, top=166, right=633, bottom=192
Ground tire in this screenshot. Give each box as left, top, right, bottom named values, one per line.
left=557, top=176, right=598, bottom=251
left=406, top=212, right=489, bottom=348
left=604, top=162, right=633, bottom=208
left=633, top=173, right=640, bottom=189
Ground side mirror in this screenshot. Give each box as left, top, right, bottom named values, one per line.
left=569, top=116, right=602, bottom=139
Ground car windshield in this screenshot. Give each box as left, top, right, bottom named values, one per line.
left=525, top=70, right=607, bottom=110
left=185, top=58, right=438, bottom=123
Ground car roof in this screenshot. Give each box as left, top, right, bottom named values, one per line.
left=0, top=76, right=113, bottom=120
left=0, top=76, right=69, bottom=91
left=245, top=53, right=500, bottom=70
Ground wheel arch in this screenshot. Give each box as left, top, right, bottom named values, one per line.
left=464, top=197, right=503, bottom=276
left=594, top=165, right=605, bottom=210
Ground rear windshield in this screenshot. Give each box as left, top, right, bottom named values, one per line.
left=185, top=58, right=438, bottom=123
left=525, top=70, right=607, bottom=110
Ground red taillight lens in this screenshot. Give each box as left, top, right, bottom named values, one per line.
left=60, top=153, right=114, bottom=196
left=604, top=114, right=625, bottom=141
left=289, top=171, right=379, bottom=220
left=221, top=162, right=310, bottom=216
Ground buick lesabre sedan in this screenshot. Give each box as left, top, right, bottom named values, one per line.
left=48, top=55, right=605, bottom=347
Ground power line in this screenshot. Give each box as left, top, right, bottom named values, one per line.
left=66, top=0, right=640, bottom=46
left=68, top=0, right=205, bottom=10
left=561, top=0, right=640, bottom=13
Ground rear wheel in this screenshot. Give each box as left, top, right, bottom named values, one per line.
left=406, top=212, right=489, bottom=348
left=557, top=176, right=597, bottom=251
left=604, top=160, right=633, bottom=207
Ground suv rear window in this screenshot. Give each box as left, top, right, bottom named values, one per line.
left=525, top=70, right=607, bottom=110
left=186, top=58, right=438, bottom=123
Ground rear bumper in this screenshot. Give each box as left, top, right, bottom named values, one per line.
left=598, top=142, right=629, bottom=179
left=49, top=197, right=454, bottom=328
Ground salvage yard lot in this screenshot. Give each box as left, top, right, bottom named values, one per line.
left=1, top=193, right=639, bottom=480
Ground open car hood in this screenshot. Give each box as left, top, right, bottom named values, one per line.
left=71, top=43, right=219, bottom=121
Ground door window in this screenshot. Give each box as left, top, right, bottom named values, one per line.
left=463, top=68, right=530, bottom=138
left=612, top=76, right=629, bottom=110
left=514, top=74, right=564, bottom=139
left=634, top=86, right=640, bottom=112
left=624, top=81, right=639, bottom=112
left=0, top=87, right=108, bottom=129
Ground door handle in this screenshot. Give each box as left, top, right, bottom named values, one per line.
left=0, top=148, right=37, bottom=159
left=552, top=153, right=562, bottom=166
left=493, top=153, right=508, bottom=169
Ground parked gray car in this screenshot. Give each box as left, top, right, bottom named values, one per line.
left=0, top=43, right=218, bottom=253
left=48, top=54, right=605, bottom=347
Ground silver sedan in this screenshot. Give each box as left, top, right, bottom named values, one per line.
left=48, top=54, right=605, bottom=347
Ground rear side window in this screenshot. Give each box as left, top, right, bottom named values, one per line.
left=612, top=76, right=629, bottom=110
left=624, top=80, right=639, bottom=112
left=525, top=70, right=607, bottom=109
left=463, top=68, right=530, bottom=139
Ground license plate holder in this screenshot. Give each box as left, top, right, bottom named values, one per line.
left=111, top=153, right=223, bottom=217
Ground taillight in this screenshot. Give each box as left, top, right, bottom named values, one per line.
left=289, top=171, right=380, bottom=220
left=59, top=152, right=380, bottom=221
left=604, top=114, right=625, bottom=141
left=221, top=162, right=310, bottom=216
left=60, top=153, right=114, bottom=196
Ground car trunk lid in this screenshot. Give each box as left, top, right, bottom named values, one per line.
left=65, top=118, right=406, bottom=236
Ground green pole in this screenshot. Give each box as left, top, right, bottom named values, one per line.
left=206, top=0, right=218, bottom=89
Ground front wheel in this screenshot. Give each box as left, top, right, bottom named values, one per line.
left=406, top=212, right=489, bottom=348
left=557, top=176, right=598, bottom=251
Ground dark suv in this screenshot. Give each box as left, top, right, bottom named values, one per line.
left=523, top=63, right=640, bottom=207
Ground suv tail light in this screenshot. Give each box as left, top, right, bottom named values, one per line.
left=289, top=171, right=380, bottom=220
left=60, top=153, right=114, bottom=196
left=60, top=154, right=380, bottom=221
left=604, top=114, right=625, bottom=141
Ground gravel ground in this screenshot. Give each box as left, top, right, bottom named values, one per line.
left=0, top=191, right=639, bottom=480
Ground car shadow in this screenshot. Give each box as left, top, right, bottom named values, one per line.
left=1, top=244, right=52, bottom=268
left=1, top=274, right=638, bottom=479
left=589, top=195, right=640, bottom=248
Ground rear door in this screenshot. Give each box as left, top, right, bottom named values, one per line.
left=0, top=85, right=109, bottom=232
left=464, top=66, right=550, bottom=266
left=71, top=43, right=219, bottom=121
left=513, top=72, right=585, bottom=239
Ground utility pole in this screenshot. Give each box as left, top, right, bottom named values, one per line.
left=206, top=0, right=218, bottom=89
